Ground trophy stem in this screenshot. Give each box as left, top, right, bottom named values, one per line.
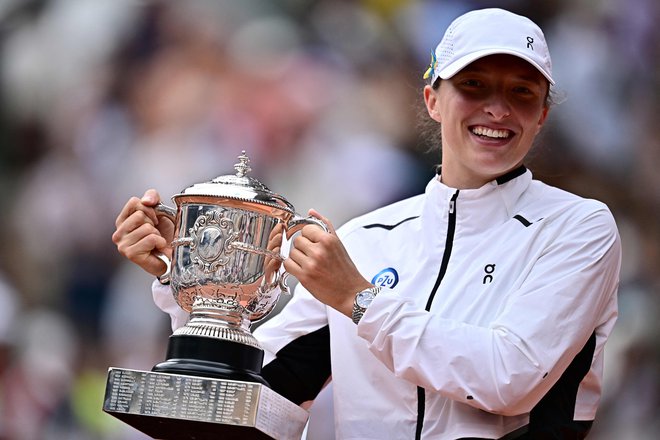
left=153, top=334, right=269, bottom=386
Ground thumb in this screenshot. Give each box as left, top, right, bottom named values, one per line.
left=308, top=208, right=336, bottom=235
left=141, top=188, right=162, bottom=207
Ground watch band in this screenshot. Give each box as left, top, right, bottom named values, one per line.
left=352, top=286, right=382, bottom=325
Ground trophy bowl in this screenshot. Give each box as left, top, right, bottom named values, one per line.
left=151, top=151, right=326, bottom=384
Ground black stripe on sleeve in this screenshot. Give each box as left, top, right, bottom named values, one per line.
left=260, top=325, right=331, bottom=405
left=362, top=216, right=419, bottom=231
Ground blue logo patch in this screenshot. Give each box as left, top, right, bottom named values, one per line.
left=371, top=268, right=399, bottom=289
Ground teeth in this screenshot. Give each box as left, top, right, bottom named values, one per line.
left=472, top=126, right=510, bottom=139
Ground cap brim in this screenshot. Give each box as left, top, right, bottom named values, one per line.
left=437, top=49, right=555, bottom=85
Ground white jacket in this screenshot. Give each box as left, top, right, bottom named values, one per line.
left=154, top=168, right=621, bottom=439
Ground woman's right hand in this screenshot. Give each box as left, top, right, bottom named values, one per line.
left=112, top=189, right=175, bottom=277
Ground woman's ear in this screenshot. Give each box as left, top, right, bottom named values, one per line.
left=424, top=85, right=442, bottom=123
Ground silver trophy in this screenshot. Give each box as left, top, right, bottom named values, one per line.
left=103, top=151, right=324, bottom=439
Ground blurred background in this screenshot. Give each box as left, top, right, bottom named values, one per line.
left=0, top=0, right=657, bottom=438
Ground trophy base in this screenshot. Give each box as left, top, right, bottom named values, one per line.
left=108, top=412, right=273, bottom=439
left=152, top=334, right=268, bottom=386
left=103, top=368, right=308, bottom=440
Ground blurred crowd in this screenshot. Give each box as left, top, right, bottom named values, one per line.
left=0, top=0, right=658, bottom=439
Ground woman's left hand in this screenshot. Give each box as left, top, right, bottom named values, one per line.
left=284, top=209, right=373, bottom=317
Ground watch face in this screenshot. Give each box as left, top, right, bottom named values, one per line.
left=356, top=291, right=376, bottom=308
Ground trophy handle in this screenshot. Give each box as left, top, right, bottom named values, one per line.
left=279, top=272, right=292, bottom=295
left=155, top=202, right=177, bottom=221
left=284, top=214, right=328, bottom=239
left=154, top=251, right=172, bottom=284
left=152, top=203, right=177, bottom=283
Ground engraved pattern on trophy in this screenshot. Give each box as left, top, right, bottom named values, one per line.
left=189, top=211, right=237, bottom=273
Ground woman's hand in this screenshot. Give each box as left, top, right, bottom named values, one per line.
left=284, top=209, right=372, bottom=317
left=112, top=189, right=175, bottom=277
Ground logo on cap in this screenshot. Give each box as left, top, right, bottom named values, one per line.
left=526, top=36, right=534, bottom=50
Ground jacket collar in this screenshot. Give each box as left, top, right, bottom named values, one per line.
left=422, top=166, right=532, bottom=238
left=496, top=165, right=527, bottom=185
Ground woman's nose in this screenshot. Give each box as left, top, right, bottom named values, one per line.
left=483, top=93, right=511, bottom=119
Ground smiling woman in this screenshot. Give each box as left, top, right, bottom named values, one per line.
left=115, top=7, right=622, bottom=440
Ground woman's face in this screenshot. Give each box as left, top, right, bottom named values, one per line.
left=424, top=54, right=549, bottom=189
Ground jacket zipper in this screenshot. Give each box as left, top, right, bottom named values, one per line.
left=416, top=190, right=459, bottom=439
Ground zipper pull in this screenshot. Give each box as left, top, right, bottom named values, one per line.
left=448, top=190, right=459, bottom=214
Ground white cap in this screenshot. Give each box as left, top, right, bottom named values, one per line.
left=424, top=8, right=554, bottom=85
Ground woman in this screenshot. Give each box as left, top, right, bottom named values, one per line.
left=113, top=8, right=621, bottom=439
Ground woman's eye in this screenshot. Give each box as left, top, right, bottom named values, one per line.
left=514, top=86, right=532, bottom=94
left=462, top=79, right=481, bottom=87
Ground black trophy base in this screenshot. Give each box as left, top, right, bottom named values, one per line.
left=152, top=334, right=269, bottom=386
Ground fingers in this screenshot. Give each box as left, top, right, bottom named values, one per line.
left=287, top=245, right=321, bottom=276
left=113, top=189, right=171, bottom=276
left=266, top=225, right=284, bottom=257
left=115, top=195, right=159, bottom=228
left=283, top=245, right=307, bottom=283
left=288, top=210, right=337, bottom=271
left=292, top=231, right=324, bottom=256
left=308, top=208, right=336, bottom=235
left=265, top=243, right=283, bottom=276
left=117, top=223, right=167, bottom=257
left=288, top=231, right=338, bottom=276
left=296, top=209, right=336, bottom=245
left=114, top=208, right=153, bottom=236
left=113, top=214, right=167, bottom=254
left=267, top=223, right=284, bottom=250
left=115, top=189, right=162, bottom=228
left=113, top=220, right=169, bottom=275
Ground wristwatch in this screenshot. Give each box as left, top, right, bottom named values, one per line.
left=352, top=286, right=382, bottom=324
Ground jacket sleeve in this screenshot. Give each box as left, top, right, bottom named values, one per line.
left=356, top=206, right=621, bottom=416
left=151, top=280, right=189, bottom=331
left=254, top=284, right=332, bottom=405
